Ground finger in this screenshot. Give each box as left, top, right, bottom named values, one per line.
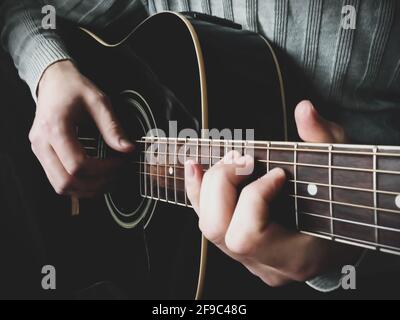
left=295, top=100, right=347, bottom=143
left=199, top=152, right=253, bottom=246
left=50, top=127, right=87, bottom=177
left=225, top=168, right=286, bottom=257
left=79, top=157, right=125, bottom=178
left=32, top=142, right=75, bottom=195
left=185, top=160, right=204, bottom=214
left=33, top=142, right=114, bottom=197
left=49, top=121, right=123, bottom=178
left=84, top=93, right=134, bottom=153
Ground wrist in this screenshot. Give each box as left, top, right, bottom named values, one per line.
left=37, top=59, right=75, bottom=97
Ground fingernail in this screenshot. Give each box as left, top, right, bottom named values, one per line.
left=185, top=160, right=195, bottom=179
left=270, top=167, right=286, bottom=179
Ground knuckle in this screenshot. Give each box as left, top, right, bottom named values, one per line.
left=263, top=275, right=287, bottom=288
left=205, top=165, right=228, bottom=184
left=290, top=258, right=314, bottom=282
left=55, top=178, right=73, bottom=195
left=241, top=184, right=260, bottom=201
left=68, top=157, right=86, bottom=177
left=87, top=91, right=109, bottom=107
left=38, top=117, right=63, bottom=136
left=28, top=129, right=39, bottom=144
left=199, top=219, right=226, bottom=244
left=222, top=150, right=241, bottom=164
left=30, top=143, right=38, bottom=155
left=225, top=232, right=255, bottom=257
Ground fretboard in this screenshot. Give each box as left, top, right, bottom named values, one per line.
left=138, top=137, right=400, bottom=256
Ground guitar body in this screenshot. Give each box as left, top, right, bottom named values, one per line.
left=57, top=12, right=288, bottom=299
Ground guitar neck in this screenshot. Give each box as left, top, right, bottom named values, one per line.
left=139, top=137, right=400, bottom=255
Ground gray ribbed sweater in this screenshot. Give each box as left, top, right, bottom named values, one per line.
left=0, top=0, right=400, bottom=294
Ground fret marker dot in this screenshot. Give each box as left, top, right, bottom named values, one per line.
left=169, top=167, right=174, bottom=176
left=307, top=184, right=318, bottom=197
left=395, top=195, right=400, bottom=209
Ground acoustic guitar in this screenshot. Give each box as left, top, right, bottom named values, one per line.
left=59, top=11, right=400, bottom=299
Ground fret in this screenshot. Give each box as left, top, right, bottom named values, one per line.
left=174, top=139, right=178, bottom=204
left=373, top=147, right=379, bottom=246
left=224, top=139, right=229, bottom=159
left=141, top=148, right=145, bottom=197
left=294, top=143, right=299, bottom=229
left=184, top=139, right=188, bottom=206
left=209, top=140, right=212, bottom=169
left=196, top=139, right=200, bottom=163
left=165, top=141, right=169, bottom=202
left=147, top=140, right=154, bottom=199
left=157, top=140, right=161, bottom=200
left=266, top=142, right=270, bottom=172
left=329, top=145, right=334, bottom=237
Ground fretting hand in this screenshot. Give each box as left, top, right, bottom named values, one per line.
left=185, top=100, right=361, bottom=287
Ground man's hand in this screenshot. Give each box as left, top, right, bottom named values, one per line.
left=185, top=100, right=361, bottom=287
left=29, top=60, right=134, bottom=198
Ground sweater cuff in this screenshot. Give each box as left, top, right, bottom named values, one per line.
left=306, top=249, right=368, bottom=293
left=306, top=272, right=343, bottom=293
left=18, top=39, right=72, bottom=102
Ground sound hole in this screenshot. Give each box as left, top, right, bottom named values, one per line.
left=101, top=91, right=157, bottom=229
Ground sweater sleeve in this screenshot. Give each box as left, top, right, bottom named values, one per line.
left=1, top=0, right=72, bottom=100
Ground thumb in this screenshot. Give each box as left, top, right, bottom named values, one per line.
left=295, top=100, right=347, bottom=143
left=85, top=93, right=135, bottom=153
